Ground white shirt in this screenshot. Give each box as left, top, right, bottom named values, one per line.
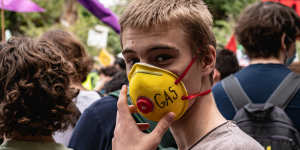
left=53, top=90, right=101, bottom=146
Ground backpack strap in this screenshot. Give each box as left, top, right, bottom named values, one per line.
left=96, top=90, right=105, bottom=97
left=267, top=72, right=300, bottom=109
left=221, top=75, right=252, bottom=111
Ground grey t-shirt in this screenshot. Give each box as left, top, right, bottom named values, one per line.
left=189, top=121, right=264, bottom=150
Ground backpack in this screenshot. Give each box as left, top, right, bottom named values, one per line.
left=222, top=72, right=300, bottom=150
left=109, top=90, right=177, bottom=150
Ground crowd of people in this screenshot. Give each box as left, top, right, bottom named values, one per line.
left=0, top=0, right=300, bottom=150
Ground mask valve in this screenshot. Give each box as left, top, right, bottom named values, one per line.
left=137, top=97, right=154, bottom=114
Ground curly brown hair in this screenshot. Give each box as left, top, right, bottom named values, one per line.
left=0, top=37, right=79, bottom=137
left=39, top=30, right=93, bottom=83
left=235, top=2, right=300, bottom=59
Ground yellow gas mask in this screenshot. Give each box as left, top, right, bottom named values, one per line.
left=128, top=57, right=211, bottom=122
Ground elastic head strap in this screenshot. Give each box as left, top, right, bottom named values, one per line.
left=173, top=55, right=211, bottom=100
left=182, top=89, right=211, bottom=100
left=175, top=56, right=198, bottom=85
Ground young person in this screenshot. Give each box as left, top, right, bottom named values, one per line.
left=40, top=30, right=100, bottom=113
left=39, top=30, right=101, bottom=146
left=112, top=0, right=264, bottom=150
left=213, top=2, right=300, bottom=130
left=0, top=37, right=78, bottom=150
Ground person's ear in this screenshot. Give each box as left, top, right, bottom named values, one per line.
left=281, top=33, right=287, bottom=52
left=200, top=45, right=216, bottom=76
left=213, top=68, right=221, bottom=85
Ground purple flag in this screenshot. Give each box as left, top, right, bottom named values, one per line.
left=0, top=0, right=44, bottom=13
left=78, top=0, right=120, bottom=34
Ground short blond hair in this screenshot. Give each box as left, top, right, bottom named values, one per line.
left=120, top=0, right=216, bottom=63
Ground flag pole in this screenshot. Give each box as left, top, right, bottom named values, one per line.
left=1, top=0, right=5, bottom=42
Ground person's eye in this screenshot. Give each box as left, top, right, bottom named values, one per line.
left=127, top=58, right=140, bottom=66
left=155, top=54, right=173, bottom=63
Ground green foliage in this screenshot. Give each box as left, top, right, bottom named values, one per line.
left=204, top=0, right=257, bottom=20
left=213, top=20, right=234, bottom=49
left=204, top=0, right=257, bottom=49
left=106, top=3, right=127, bottom=55
left=0, top=0, right=63, bottom=37
left=69, top=5, right=100, bottom=56
left=107, top=28, right=122, bottom=55
left=20, top=0, right=64, bottom=37
left=222, top=0, right=257, bottom=18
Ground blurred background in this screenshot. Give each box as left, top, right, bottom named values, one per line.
left=0, top=0, right=257, bottom=57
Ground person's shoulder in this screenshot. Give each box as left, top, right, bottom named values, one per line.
left=212, top=81, right=223, bottom=93
left=212, top=79, right=228, bottom=101
left=82, top=95, right=118, bottom=119
left=192, top=121, right=264, bottom=150
left=212, top=74, right=238, bottom=93
left=69, top=96, right=118, bottom=150
left=214, top=122, right=264, bottom=150
left=230, top=122, right=263, bottom=148
left=86, top=95, right=118, bottom=111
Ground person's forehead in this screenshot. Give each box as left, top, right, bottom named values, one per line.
left=121, top=22, right=186, bottom=38
left=123, top=27, right=168, bottom=40
left=121, top=24, right=189, bottom=50
left=122, top=24, right=175, bottom=37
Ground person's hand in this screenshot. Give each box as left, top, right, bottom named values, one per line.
left=112, top=85, right=176, bottom=150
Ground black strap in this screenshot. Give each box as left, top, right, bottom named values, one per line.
left=222, top=75, right=252, bottom=111
left=267, top=72, right=300, bottom=109
left=97, top=90, right=105, bottom=97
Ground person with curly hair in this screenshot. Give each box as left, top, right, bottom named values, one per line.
left=0, top=37, right=78, bottom=150
left=39, top=30, right=101, bottom=146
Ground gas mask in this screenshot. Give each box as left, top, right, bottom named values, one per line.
left=128, top=57, right=211, bottom=122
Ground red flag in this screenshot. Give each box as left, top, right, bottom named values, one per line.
left=262, top=0, right=279, bottom=2
left=225, top=35, right=237, bottom=53
left=295, top=1, right=300, bottom=16
left=261, top=0, right=300, bottom=16
left=280, top=0, right=294, bottom=8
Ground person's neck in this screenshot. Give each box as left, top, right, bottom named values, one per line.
left=170, top=93, right=227, bottom=150
left=250, top=57, right=283, bottom=65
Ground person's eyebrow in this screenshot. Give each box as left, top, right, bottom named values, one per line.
left=146, top=45, right=179, bottom=53
left=122, top=44, right=179, bottom=56
left=122, top=49, right=136, bottom=56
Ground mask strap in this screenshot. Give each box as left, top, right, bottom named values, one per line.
left=173, top=55, right=212, bottom=100
left=182, top=89, right=211, bottom=100
left=175, top=56, right=198, bottom=84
